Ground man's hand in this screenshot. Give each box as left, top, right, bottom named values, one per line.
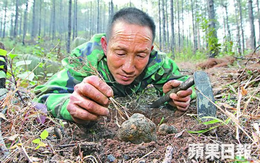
left=163, top=80, right=192, bottom=111
left=67, top=75, right=113, bottom=124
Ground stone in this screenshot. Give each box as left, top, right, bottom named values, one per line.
left=117, top=113, right=157, bottom=144
left=158, top=124, right=178, bottom=135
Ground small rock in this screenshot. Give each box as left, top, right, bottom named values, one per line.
left=117, top=113, right=157, bottom=144
left=158, top=124, right=178, bottom=135
left=107, top=154, right=117, bottom=163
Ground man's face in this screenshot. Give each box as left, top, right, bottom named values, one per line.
left=101, top=21, right=154, bottom=85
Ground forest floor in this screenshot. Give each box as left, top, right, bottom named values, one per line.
left=0, top=53, right=260, bottom=163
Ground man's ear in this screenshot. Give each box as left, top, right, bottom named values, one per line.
left=101, top=36, right=107, bottom=56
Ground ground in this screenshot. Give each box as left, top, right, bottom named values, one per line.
left=0, top=54, right=260, bottom=163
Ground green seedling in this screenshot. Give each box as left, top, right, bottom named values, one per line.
left=32, top=129, right=49, bottom=149
left=188, top=116, right=231, bottom=134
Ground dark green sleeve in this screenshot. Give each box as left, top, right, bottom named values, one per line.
left=152, top=54, right=196, bottom=99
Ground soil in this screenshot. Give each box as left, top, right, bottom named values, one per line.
left=0, top=55, right=260, bottom=163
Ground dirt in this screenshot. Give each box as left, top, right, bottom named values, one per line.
left=0, top=56, right=260, bottom=162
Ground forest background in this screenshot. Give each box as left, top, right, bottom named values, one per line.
left=0, top=0, right=259, bottom=63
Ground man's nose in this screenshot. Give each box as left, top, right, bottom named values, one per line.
left=122, top=56, right=135, bottom=74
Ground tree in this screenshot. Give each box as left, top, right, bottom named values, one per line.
left=67, top=0, right=72, bottom=53
left=170, top=0, right=175, bottom=57
left=2, top=0, right=8, bottom=38
left=73, top=0, right=78, bottom=40
left=248, top=0, right=256, bottom=50
left=191, top=0, right=198, bottom=53
left=207, top=0, right=218, bottom=58
left=51, top=0, right=56, bottom=40
left=237, top=0, right=245, bottom=54
left=22, top=0, right=29, bottom=45
left=256, top=0, right=260, bottom=44
left=14, top=0, right=19, bottom=38
left=97, top=0, right=100, bottom=33
left=31, top=0, right=36, bottom=40
left=158, top=0, right=162, bottom=51
left=162, top=0, right=166, bottom=50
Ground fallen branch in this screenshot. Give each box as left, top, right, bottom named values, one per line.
left=162, top=146, right=174, bottom=163
left=0, top=107, right=9, bottom=157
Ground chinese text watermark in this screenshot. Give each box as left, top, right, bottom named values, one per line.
left=188, top=143, right=251, bottom=161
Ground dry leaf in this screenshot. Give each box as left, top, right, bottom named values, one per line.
left=241, top=86, right=247, bottom=96
left=6, top=134, right=19, bottom=141
left=0, top=113, right=6, bottom=120
left=225, top=110, right=239, bottom=125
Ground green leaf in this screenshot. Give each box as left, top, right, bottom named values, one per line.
left=200, top=116, right=224, bottom=125
left=9, top=54, right=18, bottom=59
left=0, top=49, right=7, bottom=56
left=40, top=130, right=49, bottom=140
left=35, top=145, right=40, bottom=150
left=32, top=138, right=41, bottom=144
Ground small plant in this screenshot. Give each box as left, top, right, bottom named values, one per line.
left=32, top=129, right=49, bottom=149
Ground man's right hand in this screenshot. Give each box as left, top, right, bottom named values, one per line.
left=67, top=75, right=113, bottom=124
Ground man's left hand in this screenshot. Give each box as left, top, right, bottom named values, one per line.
left=163, top=80, right=192, bottom=111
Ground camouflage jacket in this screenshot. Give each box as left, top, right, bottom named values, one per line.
left=34, top=33, right=196, bottom=121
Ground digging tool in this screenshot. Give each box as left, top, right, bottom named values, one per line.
left=150, top=71, right=216, bottom=118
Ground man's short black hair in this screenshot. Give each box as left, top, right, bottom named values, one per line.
left=106, top=7, right=156, bottom=43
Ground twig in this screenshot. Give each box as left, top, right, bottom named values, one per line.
left=19, top=137, right=33, bottom=163
left=195, top=88, right=254, bottom=142
left=0, top=107, right=9, bottom=157
left=244, top=44, right=260, bottom=66
left=162, top=146, right=174, bottom=163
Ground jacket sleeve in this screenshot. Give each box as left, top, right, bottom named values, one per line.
left=33, top=48, right=88, bottom=121
left=152, top=55, right=196, bottom=100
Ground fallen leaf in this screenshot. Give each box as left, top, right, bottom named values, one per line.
left=6, top=134, right=19, bottom=141
left=174, top=130, right=186, bottom=138
left=0, top=113, right=6, bottom=120
left=241, top=87, right=247, bottom=96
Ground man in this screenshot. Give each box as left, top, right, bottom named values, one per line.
left=0, top=42, right=7, bottom=100
left=34, top=7, right=195, bottom=124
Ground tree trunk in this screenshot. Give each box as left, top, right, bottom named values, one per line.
left=2, top=0, right=8, bottom=38
left=67, top=0, right=72, bottom=53
left=224, top=5, right=231, bottom=41
left=166, top=1, right=169, bottom=52
left=207, top=0, right=218, bottom=58
left=256, top=0, right=260, bottom=44
left=14, top=0, right=19, bottom=38
left=31, top=0, right=36, bottom=40
left=38, top=1, right=42, bottom=38
left=237, top=0, right=245, bottom=54
left=162, top=0, right=166, bottom=51
left=52, top=0, right=56, bottom=41
left=170, top=0, right=175, bottom=58
left=235, top=0, right=241, bottom=55
left=73, top=0, right=78, bottom=39
left=182, top=0, right=184, bottom=48
left=248, top=0, right=256, bottom=50
left=97, top=0, right=100, bottom=33
left=158, top=0, right=162, bottom=51
left=22, top=0, right=29, bottom=45
left=177, top=0, right=180, bottom=51
left=191, top=0, right=198, bottom=53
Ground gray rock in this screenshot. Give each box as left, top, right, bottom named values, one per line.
left=158, top=124, right=178, bottom=135
left=117, top=113, right=157, bottom=144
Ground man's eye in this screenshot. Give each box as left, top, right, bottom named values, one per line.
left=117, top=53, right=125, bottom=56
left=137, top=53, right=147, bottom=58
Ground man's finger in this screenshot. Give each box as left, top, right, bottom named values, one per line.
left=83, top=76, right=113, bottom=97
left=69, top=94, right=109, bottom=117
left=75, top=82, right=110, bottom=106
left=176, top=88, right=192, bottom=97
